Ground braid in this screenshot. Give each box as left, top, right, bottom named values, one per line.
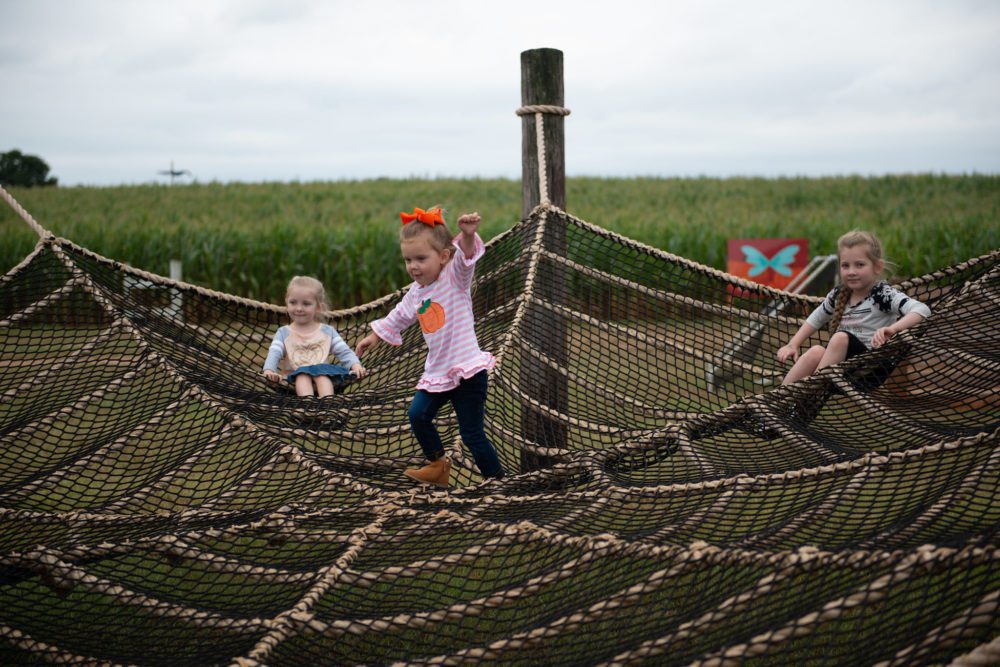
left=828, top=285, right=851, bottom=333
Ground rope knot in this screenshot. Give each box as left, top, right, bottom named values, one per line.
left=515, top=104, right=571, bottom=117
left=515, top=105, right=570, bottom=206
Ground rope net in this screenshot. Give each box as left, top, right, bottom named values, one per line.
left=1, top=195, right=998, bottom=666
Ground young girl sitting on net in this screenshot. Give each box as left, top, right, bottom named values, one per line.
left=777, top=230, right=931, bottom=385
left=263, top=276, right=366, bottom=396
left=355, top=207, right=505, bottom=487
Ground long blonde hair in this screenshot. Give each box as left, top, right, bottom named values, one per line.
left=828, top=230, right=886, bottom=332
left=286, top=276, right=328, bottom=322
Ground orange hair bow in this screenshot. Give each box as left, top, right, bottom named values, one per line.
left=400, top=207, right=445, bottom=227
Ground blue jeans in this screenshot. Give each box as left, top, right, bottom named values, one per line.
left=408, top=370, right=504, bottom=479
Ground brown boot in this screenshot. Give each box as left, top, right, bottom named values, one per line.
left=404, top=457, right=451, bottom=487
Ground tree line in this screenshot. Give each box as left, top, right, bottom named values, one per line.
left=0, top=149, right=58, bottom=187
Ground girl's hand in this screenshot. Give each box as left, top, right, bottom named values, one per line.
left=355, top=333, right=380, bottom=357
left=871, top=327, right=894, bottom=348
left=263, top=370, right=282, bottom=383
left=350, top=362, right=367, bottom=378
left=777, top=344, right=798, bottom=364
left=457, top=212, right=481, bottom=236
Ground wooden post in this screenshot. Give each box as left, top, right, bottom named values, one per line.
left=520, top=48, right=568, bottom=471
left=521, top=48, right=566, bottom=216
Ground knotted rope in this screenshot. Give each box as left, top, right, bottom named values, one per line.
left=516, top=104, right=571, bottom=205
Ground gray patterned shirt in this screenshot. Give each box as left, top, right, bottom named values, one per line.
left=805, top=281, right=931, bottom=348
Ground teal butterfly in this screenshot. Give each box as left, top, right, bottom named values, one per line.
left=741, top=244, right=800, bottom=277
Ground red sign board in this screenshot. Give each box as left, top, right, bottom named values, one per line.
left=727, top=238, right=808, bottom=291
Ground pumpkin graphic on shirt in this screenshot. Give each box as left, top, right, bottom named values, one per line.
left=417, top=298, right=445, bottom=333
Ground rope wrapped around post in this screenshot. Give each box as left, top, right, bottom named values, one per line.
left=515, top=104, right=571, bottom=206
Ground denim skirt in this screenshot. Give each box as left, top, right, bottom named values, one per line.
left=285, top=363, right=351, bottom=385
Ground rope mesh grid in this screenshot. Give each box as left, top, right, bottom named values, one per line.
left=1, top=184, right=998, bottom=665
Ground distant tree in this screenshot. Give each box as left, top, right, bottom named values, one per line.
left=0, top=149, right=58, bottom=187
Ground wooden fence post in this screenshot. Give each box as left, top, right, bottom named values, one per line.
left=521, top=48, right=566, bottom=215
left=520, top=48, right=568, bottom=470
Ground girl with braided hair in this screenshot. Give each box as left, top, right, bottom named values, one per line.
left=777, top=230, right=931, bottom=385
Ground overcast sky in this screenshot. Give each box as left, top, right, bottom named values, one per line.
left=2, top=0, right=999, bottom=186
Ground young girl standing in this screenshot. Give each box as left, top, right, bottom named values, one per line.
left=355, top=207, right=505, bottom=487
left=777, top=230, right=931, bottom=385
left=263, top=276, right=366, bottom=396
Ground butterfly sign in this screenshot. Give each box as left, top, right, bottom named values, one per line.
left=727, top=238, right=808, bottom=290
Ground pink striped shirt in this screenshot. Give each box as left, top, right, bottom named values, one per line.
left=371, top=233, right=495, bottom=392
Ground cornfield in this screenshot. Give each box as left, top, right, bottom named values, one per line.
left=1, top=175, right=996, bottom=307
